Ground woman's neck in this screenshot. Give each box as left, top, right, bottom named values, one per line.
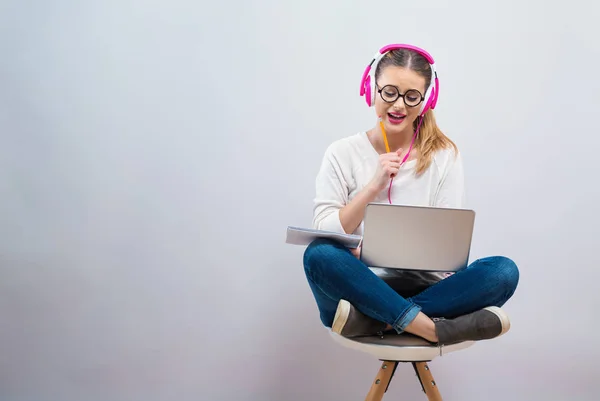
left=369, top=124, right=415, bottom=154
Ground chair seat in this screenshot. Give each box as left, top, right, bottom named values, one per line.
left=329, top=330, right=475, bottom=362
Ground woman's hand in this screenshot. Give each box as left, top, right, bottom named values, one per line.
left=350, top=246, right=361, bottom=259
left=338, top=148, right=403, bottom=234
left=368, top=148, right=403, bottom=193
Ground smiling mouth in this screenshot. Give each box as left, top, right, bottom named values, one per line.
left=387, top=113, right=406, bottom=123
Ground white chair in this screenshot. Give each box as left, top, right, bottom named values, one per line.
left=329, top=330, right=474, bottom=401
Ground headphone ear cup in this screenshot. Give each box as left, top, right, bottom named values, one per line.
left=364, top=75, right=373, bottom=106
left=420, top=86, right=433, bottom=116
left=431, top=77, right=439, bottom=109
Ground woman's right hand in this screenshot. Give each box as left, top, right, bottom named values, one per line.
left=338, top=148, right=403, bottom=234
left=368, top=148, right=403, bottom=192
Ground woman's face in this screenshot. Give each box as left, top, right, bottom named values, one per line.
left=374, top=66, right=427, bottom=137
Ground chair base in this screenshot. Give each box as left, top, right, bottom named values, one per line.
left=365, top=360, right=442, bottom=401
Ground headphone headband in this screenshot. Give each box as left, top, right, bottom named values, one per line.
left=359, top=44, right=439, bottom=116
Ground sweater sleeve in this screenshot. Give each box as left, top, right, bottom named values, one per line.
left=434, top=149, right=466, bottom=209
left=312, top=144, right=349, bottom=233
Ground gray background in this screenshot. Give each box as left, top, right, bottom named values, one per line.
left=1, top=0, right=598, bottom=400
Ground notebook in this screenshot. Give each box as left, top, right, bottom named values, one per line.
left=285, top=226, right=361, bottom=249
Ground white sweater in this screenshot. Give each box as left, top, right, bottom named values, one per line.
left=312, top=131, right=466, bottom=234
left=311, top=131, right=466, bottom=285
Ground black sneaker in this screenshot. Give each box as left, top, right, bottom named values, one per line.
left=331, top=299, right=388, bottom=338
left=434, top=306, right=511, bottom=345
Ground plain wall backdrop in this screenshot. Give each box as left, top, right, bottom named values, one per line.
left=1, top=0, right=599, bottom=400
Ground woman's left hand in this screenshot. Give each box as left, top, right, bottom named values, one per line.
left=350, top=246, right=361, bottom=259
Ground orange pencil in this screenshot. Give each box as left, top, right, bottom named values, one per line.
left=379, top=119, right=390, bottom=153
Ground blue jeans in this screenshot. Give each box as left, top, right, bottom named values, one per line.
left=303, top=238, right=519, bottom=333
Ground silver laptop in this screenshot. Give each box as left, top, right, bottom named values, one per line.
left=360, top=203, right=476, bottom=272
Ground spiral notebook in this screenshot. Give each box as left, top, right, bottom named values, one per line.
left=285, top=226, right=362, bottom=248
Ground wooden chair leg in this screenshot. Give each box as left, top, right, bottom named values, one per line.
left=364, top=361, right=398, bottom=401
left=413, top=362, right=443, bottom=401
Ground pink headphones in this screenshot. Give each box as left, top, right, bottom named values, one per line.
left=359, top=44, right=439, bottom=116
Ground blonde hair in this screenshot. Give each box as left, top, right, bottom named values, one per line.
left=412, top=111, right=458, bottom=175
left=376, top=49, right=458, bottom=175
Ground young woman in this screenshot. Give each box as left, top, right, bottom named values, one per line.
left=303, top=44, right=519, bottom=346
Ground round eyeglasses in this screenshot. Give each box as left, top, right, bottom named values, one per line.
left=377, top=85, right=424, bottom=107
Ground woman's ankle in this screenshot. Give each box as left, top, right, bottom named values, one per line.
left=404, top=312, right=439, bottom=343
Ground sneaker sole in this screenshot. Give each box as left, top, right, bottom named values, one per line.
left=484, top=306, right=511, bottom=336
left=332, top=299, right=351, bottom=335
